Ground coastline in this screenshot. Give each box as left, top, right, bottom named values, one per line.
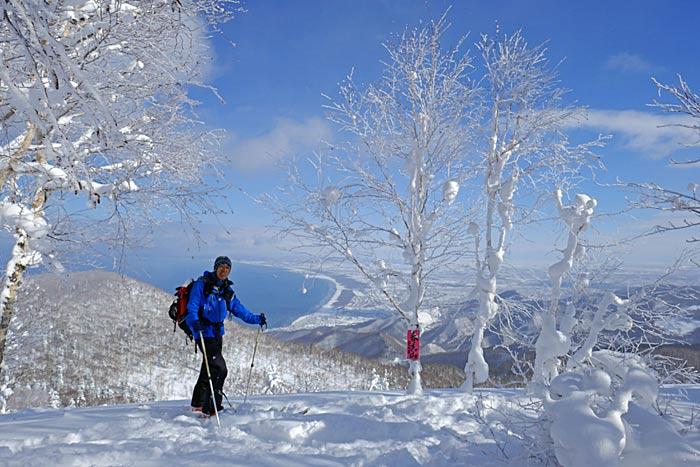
left=312, top=272, right=353, bottom=310
left=236, top=260, right=354, bottom=311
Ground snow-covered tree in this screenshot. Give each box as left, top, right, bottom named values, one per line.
left=0, top=0, right=243, bottom=373
left=267, top=15, right=477, bottom=394
left=508, top=191, right=698, bottom=466
left=539, top=269, right=670, bottom=466
left=460, top=31, right=603, bottom=392
left=531, top=190, right=597, bottom=390
left=523, top=76, right=700, bottom=466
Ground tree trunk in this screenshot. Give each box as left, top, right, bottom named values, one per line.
left=0, top=125, right=45, bottom=377
left=406, top=265, right=424, bottom=395
left=0, top=228, right=31, bottom=376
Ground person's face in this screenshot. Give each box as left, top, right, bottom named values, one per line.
left=215, top=264, right=231, bottom=281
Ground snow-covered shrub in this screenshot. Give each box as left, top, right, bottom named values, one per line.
left=513, top=192, right=700, bottom=466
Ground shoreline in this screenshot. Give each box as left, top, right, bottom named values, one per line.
left=312, top=272, right=354, bottom=310
left=236, top=259, right=354, bottom=311
left=311, top=272, right=342, bottom=309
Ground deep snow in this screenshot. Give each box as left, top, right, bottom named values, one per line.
left=0, top=387, right=698, bottom=466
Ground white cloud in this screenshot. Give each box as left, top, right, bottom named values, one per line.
left=227, top=116, right=334, bottom=171
left=574, top=109, right=697, bottom=159
left=605, top=52, right=655, bottom=74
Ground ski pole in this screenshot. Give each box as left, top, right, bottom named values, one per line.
left=243, top=325, right=262, bottom=405
left=199, top=330, right=221, bottom=427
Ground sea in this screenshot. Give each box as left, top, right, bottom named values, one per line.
left=133, top=261, right=336, bottom=328
left=224, top=263, right=336, bottom=328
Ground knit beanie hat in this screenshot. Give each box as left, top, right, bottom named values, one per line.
left=213, top=255, right=232, bottom=270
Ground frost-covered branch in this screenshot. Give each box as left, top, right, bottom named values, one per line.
left=621, top=180, right=700, bottom=243
left=618, top=75, right=700, bottom=243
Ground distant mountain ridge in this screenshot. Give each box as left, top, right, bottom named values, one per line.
left=270, top=280, right=700, bottom=375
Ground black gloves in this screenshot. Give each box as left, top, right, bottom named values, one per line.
left=259, top=313, right=267, bottom=328
left=190, top=320, right=203, bottom=334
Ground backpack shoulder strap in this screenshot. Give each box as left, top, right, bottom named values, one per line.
left=222, top=278, right=235, bottom=302
left=199, top=275, right=216, bottom=297
left=199, top=275, right=234, bottom=303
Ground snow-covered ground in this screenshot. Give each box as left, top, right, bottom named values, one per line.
left=0, top=387, right=698, bottom=466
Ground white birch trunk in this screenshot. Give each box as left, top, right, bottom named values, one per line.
left=462, top=135, right=513, bottom=392
left=404, top=133, right=426, bottom=394
left=406, top=265, right=424, bottom=395
left=0, top=228, right=32, bottom=374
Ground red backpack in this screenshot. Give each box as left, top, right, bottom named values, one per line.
left=168, top=279, right=195, bottom=340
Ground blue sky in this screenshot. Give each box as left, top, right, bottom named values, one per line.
left=128, top=0, right=700, bottom=280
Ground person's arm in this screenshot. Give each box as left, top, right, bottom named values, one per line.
left=229, top=295, right=263, bottom=325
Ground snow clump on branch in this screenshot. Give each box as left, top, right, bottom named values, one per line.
left=442, top=180, right=459, bottom=205
left=322, top=186, right=341, bottom=207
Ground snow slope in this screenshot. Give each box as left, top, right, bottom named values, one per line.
left=0, top=387, right=698, bottom=466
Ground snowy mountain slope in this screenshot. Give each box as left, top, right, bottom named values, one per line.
left=271, top=276, right=700, bottom=376
left=0, top=387, right=698, bottom=467
left=0, top=271, right=462, bottom=412
left=271, top=312, right=407, bottom=360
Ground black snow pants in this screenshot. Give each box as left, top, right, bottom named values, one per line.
left=191, top=336, right=227, bottom=414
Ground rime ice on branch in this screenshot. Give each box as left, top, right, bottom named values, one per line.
left=532, top=190, right=596, bottom=391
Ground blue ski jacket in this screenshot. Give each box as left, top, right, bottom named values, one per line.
left=185, top=271, right=263, bottom=339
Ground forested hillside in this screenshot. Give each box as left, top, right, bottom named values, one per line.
left=0, top=271, right=462, bottom=412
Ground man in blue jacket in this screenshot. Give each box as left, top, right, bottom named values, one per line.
left=185, top=255, right=266, bottom=416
